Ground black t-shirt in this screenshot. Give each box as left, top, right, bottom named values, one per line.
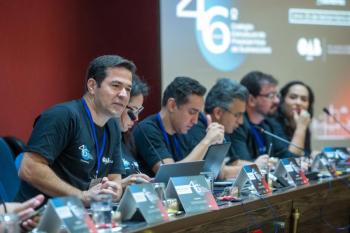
left=133, top=114, right=191, bottom=176
left=16, top=99, right=125, bottom=201
left=121, top=140, right=140, bottom=178
left=228, top=113, right=294, bottom=162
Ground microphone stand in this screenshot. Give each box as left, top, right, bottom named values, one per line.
left=256, top=126, right=305, bottom=155
left=128, top=110, right=165, bottom=165
left=323, top=108, right=350, bottom=135
left=255, top=126, right=313, bottom=172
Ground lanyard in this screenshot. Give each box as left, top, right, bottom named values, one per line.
left=156, top=113, right=183, bottom=161
left=82, top=98, right=107, bottom=177
left=249, top=122, right=266, bottom=155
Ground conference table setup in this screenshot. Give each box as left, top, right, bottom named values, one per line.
left=23, top=147, right=349, bottom=233
left=2, top=1, right=350, bottom=233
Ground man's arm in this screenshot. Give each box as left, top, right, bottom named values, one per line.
left=19, top=152, right=94, bottom=205
left=181, top=122, right=224, bottom=163
left=19, top=152, right=83, bottom=198
left=151, top=122, right=224, bottom=173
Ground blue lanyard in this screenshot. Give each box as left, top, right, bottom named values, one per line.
left=156, top=113, right=183, bottom=161
left=249, top=122, right=266, bottom=155
left=82, top=98, right=107, bottom=177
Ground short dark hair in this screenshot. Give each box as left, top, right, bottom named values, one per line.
left=240, top=71, right=278, bottom=96
left=205, top=78, right=248, bottom=113
left=161, top=76, right=206, bottom=107
left=85, top=55, right=136, bottom=88
left=279, top=80, right=315, bottom=117
left=131, top=74, right=149, bottom=98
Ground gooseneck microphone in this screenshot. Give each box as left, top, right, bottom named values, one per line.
left=255, top=126, right=305, bottom=156
left=127, top=110, right=165, bottom=165
left=323, top=107, right=350, bottom=135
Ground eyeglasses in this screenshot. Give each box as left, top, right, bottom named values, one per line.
left=223, top=108, right=244, bottom=118
left=257, top=92, right=280, bottom=100
left=126, top=105, right=144, bottom=117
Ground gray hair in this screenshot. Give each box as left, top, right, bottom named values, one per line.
left=205, top=78, right=248, bottom=113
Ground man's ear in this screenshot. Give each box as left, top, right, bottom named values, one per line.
left=166, top=98, right=177, bottom=113
left=86, top=78, right=97, bottom=95
left=212, top=107, right=224, bottom=121
left=247, top=94, right=256, bottom=107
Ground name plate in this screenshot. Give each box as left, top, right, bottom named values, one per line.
left=166, top=176, right=218, bottom=214
left=118, top=183, right=169, bottom=224
left=322, top=147, right=349, bottom=161
left=274, top=158, right=309, bottom=186
left=311, top=153, right=333, bottom=177
left=234, top=164, right=271, bottom=195
left=37, top=196, right=94, bottom=233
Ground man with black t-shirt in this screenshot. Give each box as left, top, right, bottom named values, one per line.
left=228, top=71, right=294, bottom=169
left=16, top=55, right=135, bottom=206
left=133, top=77, right=224, bottom=176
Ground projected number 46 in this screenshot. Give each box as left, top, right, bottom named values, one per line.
left=176, top=0, right=244, bottom=72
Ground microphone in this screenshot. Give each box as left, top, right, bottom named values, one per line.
left=255, top=126, right=305, bottom=156
left=128, top=110, right=165, bottom=165
left=323, top=107, right=350, bottom=134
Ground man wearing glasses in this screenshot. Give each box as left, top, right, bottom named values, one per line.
left=179, top=78, right=249, bottom=178
left=228, top=71, right=293, bottom=170
left=133, top=76, right=225, bottom=176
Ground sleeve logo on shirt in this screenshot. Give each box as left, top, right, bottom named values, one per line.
left=102, top=157, right=114, bottom=165
left=79, top=145, right=92, bottom=161
left=122, top=158, right=130, bottom=170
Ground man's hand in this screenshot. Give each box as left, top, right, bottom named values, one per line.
left=122, top=173, right=151, bottom=188
left=81, top=177, right=123, bottom=206
left=100, top=177, right=123, bottom=202
left=5, top=194, right=45, bottom=219
left=3, top=194, right=45, bottom=232
left=254, top=154, right=269, bottom=170
left=204, top=122, right=225, bottom=145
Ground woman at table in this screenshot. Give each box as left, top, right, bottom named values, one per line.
left=119, top=74, right=151, bottom=187
left=272, top=81, right=314, bottom=157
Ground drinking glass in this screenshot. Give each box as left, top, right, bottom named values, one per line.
left=91, top=194, right=113, bottom=230
left=152, top=183, right=168, bottom=209
left=0, top=213, right=19, bottom=233
left=200, top=171, right=215, bottom=193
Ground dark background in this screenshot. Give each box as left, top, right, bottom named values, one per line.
left=0, top=0, right=161, bottom=141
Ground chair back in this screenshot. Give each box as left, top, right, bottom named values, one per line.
left=0, top=138, right=20, bottom=201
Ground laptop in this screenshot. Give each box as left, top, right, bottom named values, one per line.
left=153, top=160, right=205, bottom=184
left=203, top=142, right=231, bottom=180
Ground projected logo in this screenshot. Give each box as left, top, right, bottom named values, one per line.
left=176, top=0, right=272, bottom=72
left=297, top=37, right=322, bottom=61
left=176, top=0, right=245, bottom=72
